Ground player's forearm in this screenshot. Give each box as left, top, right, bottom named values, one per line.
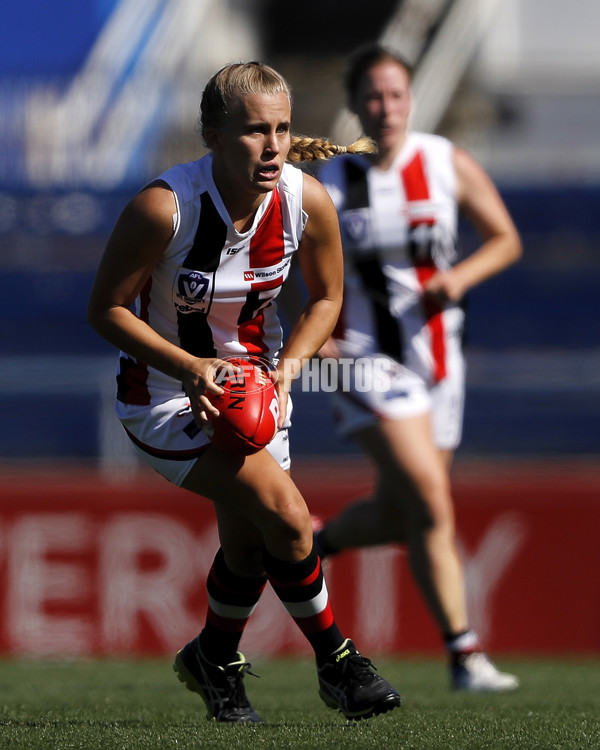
left=87, top=304, right=195, bottom=383
left=455, top=232, right=522, bottom=292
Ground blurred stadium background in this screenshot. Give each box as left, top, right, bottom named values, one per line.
left=0, top=0, right=599, bottom=658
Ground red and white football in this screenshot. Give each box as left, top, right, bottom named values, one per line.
left=205, top=358, right=279, bottom=455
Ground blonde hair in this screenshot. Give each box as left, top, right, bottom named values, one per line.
left=199, top=61, right=377, bottom=162
left=200, top=61, right=291, bottom=141
left=287, top=135, right=376, bottom=163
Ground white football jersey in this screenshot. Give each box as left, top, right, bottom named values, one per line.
left=117, top=154, right=306, bottom=406
left=319, top=132, right=464, bottom=384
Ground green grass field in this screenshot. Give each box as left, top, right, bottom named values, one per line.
left=0, top=656, right=598, bottom=749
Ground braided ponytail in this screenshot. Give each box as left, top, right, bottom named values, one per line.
left=287, top=135, right=376, bottom=163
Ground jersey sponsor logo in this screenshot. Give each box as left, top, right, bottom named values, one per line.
left=250, top=258, right=290, bottom=280
left=244, top=257, right=291, bottom=284
left=174, top=269, right=212, bottom=313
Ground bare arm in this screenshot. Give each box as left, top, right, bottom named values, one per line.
left=274, top=173, right=344, bottom=424
left=87, top=184, right=224, bottom=423
left=423, top=146, right=522, bottom=304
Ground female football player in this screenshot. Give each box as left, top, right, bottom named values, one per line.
left=87, top=61, right=400, bottom=723
left=314, top=43, right=522, bottom=692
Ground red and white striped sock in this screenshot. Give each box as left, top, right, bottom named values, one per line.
left=199, top=547, right=267, bottom=666
left=264, top=546, right=343, bottom=663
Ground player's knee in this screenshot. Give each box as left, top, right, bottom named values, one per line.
left=409, top=478, right=455, bottom=532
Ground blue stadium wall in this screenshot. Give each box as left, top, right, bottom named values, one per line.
left=0, top=1, right=119, bottom=76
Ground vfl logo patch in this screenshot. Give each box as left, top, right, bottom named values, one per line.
left=341, top=208, right=374, bottom=254
left=174, top=269, right=212, bottom=313
left=178, top=271, right=209, bottom=301
left=343, top=210, right=368, bottom=242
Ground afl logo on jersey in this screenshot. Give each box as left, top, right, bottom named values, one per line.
left=344, top=211, right=368, bottom=242
left=174, top=269, right=211, bottom=313
left=341, top=208, right=372, bottom=252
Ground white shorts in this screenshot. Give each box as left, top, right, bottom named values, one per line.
left=330, top=353, right=465, bottom=450
left=116, top=395, right=292, bottom=487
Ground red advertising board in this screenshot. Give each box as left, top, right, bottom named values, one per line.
left=0, top=459, right=598, bottom=657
